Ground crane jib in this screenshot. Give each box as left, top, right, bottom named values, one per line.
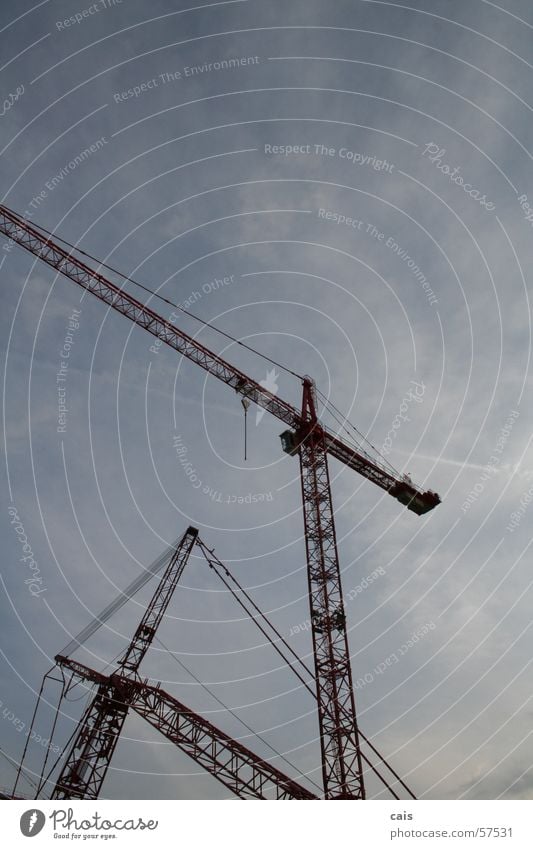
left=54, top=655, right=317, bottom=800
left=0, top=204, right=440, bottom=514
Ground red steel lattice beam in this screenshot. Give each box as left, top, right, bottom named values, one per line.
left=55, top=658, right=316, bottom=800
left=297, top=379, right=365, bottom=798
left=0, top=204, right=440, bottom=514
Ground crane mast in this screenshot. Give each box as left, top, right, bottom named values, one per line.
left=299, top=379, right=364, bottom=797
left=0, top=203, right=441, bottom=800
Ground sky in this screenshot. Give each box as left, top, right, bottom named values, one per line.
left=1, top=0, right=533, bottom=802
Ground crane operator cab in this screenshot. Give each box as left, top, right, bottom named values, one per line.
left=280, top=430, right=299, bottom=456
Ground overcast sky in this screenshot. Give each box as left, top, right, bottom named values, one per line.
left=1, top=0, right=533, bottom=801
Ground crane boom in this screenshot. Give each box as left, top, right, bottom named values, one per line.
left=51, top=527, right=197, bottom=799
left=117, top=526, right=197, bottom=676
left=55, top=657, right=316, bottom=800
left=0, top=204, right=440, bottom=514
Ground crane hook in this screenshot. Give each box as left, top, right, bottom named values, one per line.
left=241, top=398, right=251, bottom=461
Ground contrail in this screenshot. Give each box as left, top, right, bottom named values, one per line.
left=396, top=451, right=533, bottom=479
left=395, top=451, right=489, bottom=472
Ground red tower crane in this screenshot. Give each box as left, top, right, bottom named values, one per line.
left=0, top=204, right=440, bottom=800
